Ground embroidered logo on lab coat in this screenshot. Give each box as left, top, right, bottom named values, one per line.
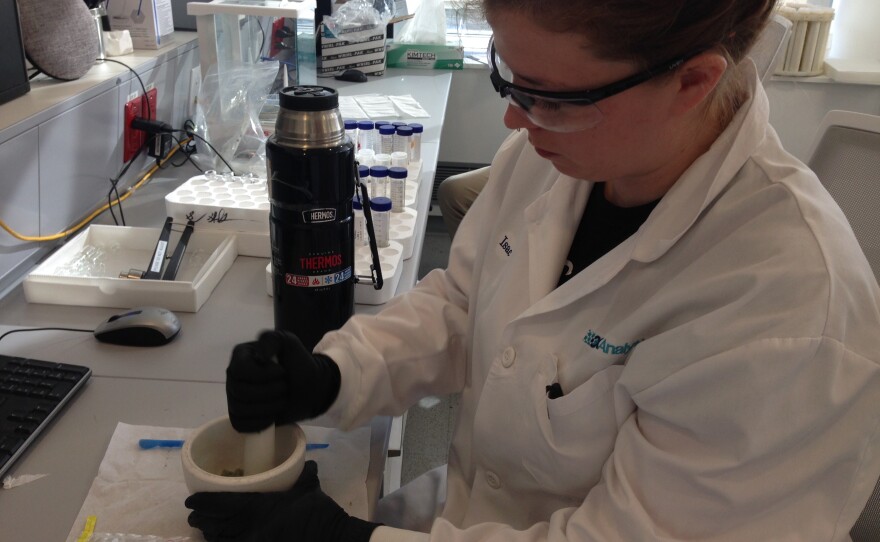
left=584, top=329, right=642, bottom=356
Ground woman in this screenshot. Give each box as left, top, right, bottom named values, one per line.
left=187, top=1, right=880, bottom=540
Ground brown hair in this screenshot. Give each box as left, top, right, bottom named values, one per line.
left=477, top=0, right=778, bottom=124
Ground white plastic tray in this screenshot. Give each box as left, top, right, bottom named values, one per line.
left=23, top=225, right=237, bottom=312
left=265, top=240, right=404, bottom=306
left=165, top=170, right=421, bottom=259
left=165, top=174, right=270, bottom=257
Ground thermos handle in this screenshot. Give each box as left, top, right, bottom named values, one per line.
left=355, top=162, right=384, bottom=290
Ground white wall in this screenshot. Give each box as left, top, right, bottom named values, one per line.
left=438, top=67, right=510, bottom=165
left=437, top=67, right=880, bottom=166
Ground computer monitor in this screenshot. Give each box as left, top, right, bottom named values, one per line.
left=0, top=0, right=30, bottom=105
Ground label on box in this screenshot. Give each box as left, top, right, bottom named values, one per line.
left=318, top=22, right=387, bottom=76
left=386, top=43, right=464, bottom=70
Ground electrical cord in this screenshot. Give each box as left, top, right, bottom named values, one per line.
left=102, top=58, right=152, bottom=121
left=164, top=134, right=205, bottom=173
left=101, top=58, right=155, bottom=226
left=0, top=327, right=94, bottom=344
left=176, top=129, right=237, bottom=174
left=0, top=138, right=191, bottom=242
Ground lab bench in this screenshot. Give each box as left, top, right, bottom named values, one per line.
left=0, top=37, right=451, bottom=539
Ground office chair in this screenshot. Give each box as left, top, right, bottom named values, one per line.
left=806, top=110, right=880, bottom=541
left=806, top=110, right=880, bottom=285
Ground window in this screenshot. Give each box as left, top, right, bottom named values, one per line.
left=444, top=1, right=491, bottom=64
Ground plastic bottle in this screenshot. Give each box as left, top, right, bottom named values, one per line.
left=378, top=124, right=396, bottom=154
left=370, top=197, right=392, bottom=248
left=408, top=123, right=423, bottom=163
left=388, top=166, right=407, bottom=212
left=369, top=165, right=388, bottom=200
left=393, top=125, right=413, bottom=164
left=357, top=120, right=375, bottom=152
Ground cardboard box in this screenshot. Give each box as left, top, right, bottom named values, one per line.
left=318, top=22, right=387, bottom=77
left=108, top=0, right=175, bottom=49
left=385, top=43, right=464, bottom=70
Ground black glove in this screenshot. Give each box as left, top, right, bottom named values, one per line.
left=186, top=460, right=380, bottom=542
left=226, top=330, right=341, bottom=432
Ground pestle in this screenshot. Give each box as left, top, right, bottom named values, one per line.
left=242, top=344, right=278, bottom=475
left=243, top=424, right=276, bottom=475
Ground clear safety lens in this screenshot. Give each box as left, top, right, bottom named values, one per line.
left=492, top=47, right=604, bottom=132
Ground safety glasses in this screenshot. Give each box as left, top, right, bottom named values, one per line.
left=488, top=37, right=699, bottom=132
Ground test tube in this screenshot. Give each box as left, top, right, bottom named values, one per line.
left=374, top=153, right=392, bottom=167
left=357, top=149, right=375, bottom=167
left=357, top=164, right=370, bottom=191
left=353, top=196, right=367, bottom=246
left=388, top=166, right=407, bottom=213
left=408, top=123, right=423, bottom=163
left=370, top=165, right=389, bottom=199
left=344, top=119, right=358, bottom=147
left=378, top=124, right=395, bottom=154
left=370, top=197, right=392, bottom=248
left=390, top=152, right=408, bottom=168
left=393, top=125, right=413, bottom=164
left=357, top=120, right=375, bottom=152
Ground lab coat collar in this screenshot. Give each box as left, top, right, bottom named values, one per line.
left=515, top=61, right=768, bottom=321
left=523, top=174, right=591, bottom=306
left=631, top=60, right=768, bottom=262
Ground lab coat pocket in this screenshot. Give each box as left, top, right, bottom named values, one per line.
left=523, top=365, right=625, bottom=498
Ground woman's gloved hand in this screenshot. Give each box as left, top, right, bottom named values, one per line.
left=226, top=330, right=341, bottom=432
left=186, top=460, right=380, bottom=542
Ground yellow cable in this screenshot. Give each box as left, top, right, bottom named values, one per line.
left=0, top=138, right=192, bottom=242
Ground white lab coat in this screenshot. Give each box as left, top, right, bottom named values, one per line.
left=315, top=63, right=880, bottom=541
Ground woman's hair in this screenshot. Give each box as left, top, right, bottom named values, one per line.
left=477, top=0, right=778, bottom=124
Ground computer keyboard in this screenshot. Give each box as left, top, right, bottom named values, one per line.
left=0, top=354, right=91, bottom=478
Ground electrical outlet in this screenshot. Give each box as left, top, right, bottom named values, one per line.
left=122, top=86, right=159, bottom=163
left=123, top=95, right=144, bottom=162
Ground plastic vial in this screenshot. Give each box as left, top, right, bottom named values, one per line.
left=378, top=124, right=395, bottom=154
left=388, top=166, right=407, bottom=212
left=390, top=152, right=408, bottom=168
left=344, top=119, right=358, bottom=147
left=357, top=149, right=375, bottom=167
left=393, top=125, right=413, bottom=164
left=357, top=120, right=375, bottom=152
left=408, top=123, right=423, bottom=163
left=357, top=164, right=370, bottom=193
left=374, top=153, right=392, bottom=167
left=370, top=165, right=388, bottom=200
left=353, top=196, right=367, bottom=246
left=370, top=197, right=392, bottom=248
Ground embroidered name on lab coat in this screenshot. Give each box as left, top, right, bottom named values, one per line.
left=584, top=329, right=642, bottom=356
left=499, top=235, right=512, bottom=256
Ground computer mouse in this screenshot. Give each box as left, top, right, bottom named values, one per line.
left=94, top=307, right=181, bottom=347
left=335, top=68, right=368, bottom=83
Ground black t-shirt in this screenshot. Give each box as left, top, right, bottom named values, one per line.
left=557, top=183, right=659, bottom=287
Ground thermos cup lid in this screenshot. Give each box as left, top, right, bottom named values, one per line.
left=279, top=86, right=339, bottom=112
